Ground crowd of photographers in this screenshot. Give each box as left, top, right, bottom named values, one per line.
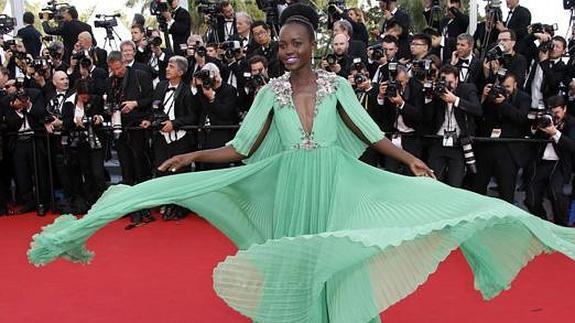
left=1, top=0, right=575, bottom=228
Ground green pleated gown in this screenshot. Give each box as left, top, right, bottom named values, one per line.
left=28, top=70, right=575, bottom=323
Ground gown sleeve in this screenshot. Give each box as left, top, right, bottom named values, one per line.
left=334, top=76, right=386, bottom=158
left=226, top=85, right=275, bottom=156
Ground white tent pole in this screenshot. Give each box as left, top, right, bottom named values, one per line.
left=469, top=0, right=478, bottom=35
left=10, top=0, right=25, bottom=30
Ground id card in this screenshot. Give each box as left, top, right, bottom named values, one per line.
left=392, top=134, right=402, bottom=148
left=442, top=131, right=456, bottom=147
left=490, top=128, right=502, bottom=138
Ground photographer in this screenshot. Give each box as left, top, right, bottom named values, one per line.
left=525, top=95, right=575, bottom=227
left=229, top=12, right=255, bottom=55
left=158, top=0, right=191, bottom=56
left=106, top=50, right=154, bottom=227
left=41, top=6, right=94, bottom=60
left=371, top=35, right=399, bottom=84
left=211, top=1, right=236, bottom=43
left=525, top=36, right=570, bottom=111
left=407, top=33, right=432, bottom=64
left=496, top=0, right=531, bottom=45
left=425, top=64, right=482, bottom=188
left=473, top=5, right=501, bottom=55
left=45, top=41, right=68, bottom=72
left=142, top=56, right=197, bottom=220
left=240, top=55, right=269, bottom=114
left=61, top=79, right=108, bottom=209
left=380, top=0, right=410, bottom=40
left=16, top=12, right=42, bottom=58
left=77, top=31, right=107, bottom=71
left=377, top=64, right=425, bottom=175
left=194, top=63, right=238, bottom=170
left=471, top=73, right=530, bottom=202
left=145, top=29, right=173, bottom=84
left=436, top=0, right=469, bottom=63
left=483, top=30, right=528, bottom=90
left=333, top=20, right=369, bottom=64
left=131, top=24, right=150, bottom=64
left=450, top=33, right=482, bottom=88
left=322, top=33, right=353, bottom=78
left=250, top=20, right=283, bottom=78
left=3, top=86, right=49, bottom=214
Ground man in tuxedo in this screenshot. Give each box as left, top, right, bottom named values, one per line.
left=212, top=1, right=236, bottom=43
left=471, top=73, right=530, bottom=202
left=194, top=63, right=238, bottom=170
left=161, top=0, right=191, bottom=56
left=249, top=21, right=283, bottom=78
left=3, top=87, right=49, bottom=215
left=376, top=64, right=425, bottom=175
left=525, top=36, right=570, bottom=110
left=16, top=12, right=42, bottom=58
left=425, top=64, right=483, bottom=187
left=450, top=33, right=482, bottom=89
left=142, top=56, right=198, bottom=220
left=106, top=51, right=154, bottom=227
left=496, top=0, right=531, bottom=44
left=41, top=6, right=94, bottom=60
left=525, top=95, right=575, bottom=226
left=77, top=31, right=108, bottom=71
left=371, top=35, right=399, bottom=85
left=483, top=30, right=528, bottom=89
left=228, top=12, right=256, bottom=56
left=120, top=40, right=154, bottom=76
left=379, top=0, right=410, bottom=39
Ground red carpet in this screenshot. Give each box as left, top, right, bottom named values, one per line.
left=1, top=213, right=574, bottom=323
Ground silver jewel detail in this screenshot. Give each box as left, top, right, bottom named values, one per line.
left=268, top=69, right=340, bottom=109
left=293, top=131, right=319, bottom=151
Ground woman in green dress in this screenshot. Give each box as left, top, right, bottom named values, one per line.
left=29, top=4, right=575, bottom=323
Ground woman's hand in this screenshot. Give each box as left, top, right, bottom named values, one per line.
left=158, top=153, right=196, bottom=173
left=408, top=157, right=436, bottom=179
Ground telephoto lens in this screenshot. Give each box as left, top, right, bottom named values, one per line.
left=460, top=136, right=477, bottom=174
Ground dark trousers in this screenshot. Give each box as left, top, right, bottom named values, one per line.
left=12, top=138, right=49, bottom=208
left=470, top=143, right=519, bottom=203
left=69, top=145, right=108, bottom=206
left=385, top=135, right=422, bottom=175
left=197, top=129, right=235, bottom=170
left=428, top=142, right=466, bottom=188
left=51, top=136, right=82, bottom=204
left=525, top=160, right=570, bottom=226
left=0, top=144, right=12, bottom=210
left=116, top=131, right=151, bottom=185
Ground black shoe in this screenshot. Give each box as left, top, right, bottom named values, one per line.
left=162, top=206, right=175, bottom=221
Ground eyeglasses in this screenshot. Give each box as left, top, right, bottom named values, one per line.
left=253, top=30, right=268, bottom=37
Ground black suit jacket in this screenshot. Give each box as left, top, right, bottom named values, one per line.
left=477, top=90, right=531, bottom=167
left=525, top=59, right=570, bottom=99
left=440, top=8, right=469, bottom=61
left=62, top=95, right=105, bottom=132
left=378, top=79, right=425, bottom=134
left=42, top=19, right=94, bottom=60
left=533, top=114, right=575, bottom=183
left=106, top=68, right=153, bottom=127
left=506, top=5, right=531, bottom=43
left=213, top=16, right=236, bottom=43
left=455, top=56, right=483, bottom=89
left=16, top=25, right=42, bottom=58
left=198, top=83, right=238, bottom=148
left=384, top=8, right=410, bottom=38
left=425, top=83, right=483, bottom=137
left=3, top=89, right=48, bottom=149
left=89, top=47, right=108, bottom=71
left=169, top=7, right=191, bottom=56
left=151, top=81, right=198, bottom=130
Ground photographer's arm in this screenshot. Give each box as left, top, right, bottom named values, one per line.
left=41, top=20, right=64, bottom=36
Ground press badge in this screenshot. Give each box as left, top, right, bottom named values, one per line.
left=490, top=128, right=502, bottom=138
left=392, top=134, right=402, bottom=148
left=442, top=130, right=456, bottom=147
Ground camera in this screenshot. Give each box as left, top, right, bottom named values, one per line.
left=412, top=59, right=432, bottom=80
left=461, top=136, right=477, bottom=174
left=80, top=114, right=103, bottom=150
left=47, top=45, right=63, bottom=61
left=538, top=41, right=554, bottom=53
left=32, top=57, right=51, bottom=73
left=220, top=41, right=242, bottom=60
left=486, top=44, right=505, bottom=61
left=38, top=1, right=69, bottom=22
left=327, top=0, right=346, bottom=20
left=196, top=0, right=219, bottom=16
left=530, top=23, right=558, bottom=35
left=369, top=44, right=385, bottom=62
left=0, top=14, right=16, bottom=35
left=536, top=113, right=554, bottom=129
left=150, top=0, right=173, bottom=15
left=244, top=72, right=267, bottom=93
left=385, top=80, right=400, bottom=98
left=148, top=36, right=163, bottom=48
left=104, top=101, right=122, bottom=139
left=423, top=80, right=434, bottom=100
left=565, top=0, right=575, bottom=10
left=434, top=79, right=450, bottom=97
left=325, top=53, right=338, bottom=65
left=151, top=100, right=170, bottom=131
left=488, top=84, right=507, bottom=102
left=194, top=69, right=215, bottom=89
left=94, top=14, right=120, bottom=29
left=2, top=39, right=16, bottom=50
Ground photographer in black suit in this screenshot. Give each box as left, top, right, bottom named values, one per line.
left=41, top=6, right=94, bottom=60
left=425, top=64, right=482, bottom=188
left=77, top=31, right=108, bottom=71
left=16, top=12, right=42, bottom=58
left=525, top=95, right=575, bottom=227
left=380, top=0, right=410, bottom=39
left=483, top=30, right=528, bottom=89
left=193, top=63, right=238, bottom=170
left=160, top=0, right=191, bottom=56
left=496, top=0, right=531, bottom=45
left=106, top=51, right=154, bottom=226
left=142, top=56, right=198, bottom=220
left=212, top=1, right=237, bottom=43
left=3, top=87, right=49, bottom=215
left=471, top=73, right=530, bottom=202
left=62, top=79, right=108, bottom=208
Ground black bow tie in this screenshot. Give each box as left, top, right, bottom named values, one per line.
left=459, top=58, right=470, bottom=65
left=56, top=93, right=65, bottom=98
left=225, top=19, right=234, bottom=22
left=167, top=87, right=177, bottom=92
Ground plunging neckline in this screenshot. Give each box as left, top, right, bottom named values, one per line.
left=289, top=74, right=319, bottom=136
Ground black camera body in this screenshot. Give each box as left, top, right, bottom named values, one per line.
left=220, top=41, right=242, bottom=60
left=538, top=41, right=554, bottom=53
left=194, top=70, right=215, bottom=89
left=151, top=101, right=170, bottom=131
left=411, top=59, right=432, bottom=80
left=32, top=57, right=51, bottom=73
left=488, top=84, right=507, bottom=102
left=94, top=14, right=119, bottom=30
left=0, top=14, right=16, bottom=35
left=38, top=1, right=69, bottom=22
left=536, top=113, right=554, bottom=129
left=369, top=44, right=384, bottom=62
left=434, top=79, right=451, bottom=97
left=385, top=80, right=400, bottom=98
left=486, top=44, right=504, bottom=61
left=244, top=73, right=268, bottom=93
left=196, top=0, right=219, bottom=16
left=150, top=0, right=173, bottom=15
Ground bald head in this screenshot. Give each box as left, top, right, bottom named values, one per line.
left=53, top=71, right=69, bottom=92
left=78, top=31, right=93, bottom=49
left=333, top=33, right=349, bottom=56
